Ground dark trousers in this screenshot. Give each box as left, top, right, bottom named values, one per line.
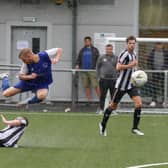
left=151, top=72, right=164, bottom=102
left=99, top=78, right=116, bottom=110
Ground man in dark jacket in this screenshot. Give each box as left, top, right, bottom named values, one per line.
left=76, top=36, right=100, bottom=103
left=148, top=42, right=168, bottom=107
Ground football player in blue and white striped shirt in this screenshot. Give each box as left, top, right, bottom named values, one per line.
left=0, top=114, right=28, bottom=147
left=99, top=35, right=144, bottom=136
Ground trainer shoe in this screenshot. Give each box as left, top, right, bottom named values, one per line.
left=149, top=101, right=156, bottom=107
left=132, top=129, right=144, bottom=136
left=162, top=102, right=168, bottom=108
left=0, top=73, right=8, bottom=79
left=99, top=122, right=107, bottom=136
left=112, top=110, right=118, bottom=115
left=96, top=108, right=104, bottom=115
left=13, top=144, right=18, bottom=148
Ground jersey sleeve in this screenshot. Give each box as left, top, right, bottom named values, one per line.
left=45, top=48, right=58, bottom=57
left=19, top=63, right=28, bottom=74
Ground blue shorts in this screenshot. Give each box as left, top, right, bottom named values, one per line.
left=14, top=80, right=49, bottom=93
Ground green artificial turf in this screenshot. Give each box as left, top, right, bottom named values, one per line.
left=0, top=112, right=168, bottom=168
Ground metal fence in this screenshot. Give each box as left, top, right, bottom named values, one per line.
left=0, top=65, right=168, bottom=111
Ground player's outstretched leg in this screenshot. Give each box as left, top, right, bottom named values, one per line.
left=0, top=73, right=10, bottom=91
left=99, top=107, right=113, bottom=136
left=0, top=73, right=22, bottom=98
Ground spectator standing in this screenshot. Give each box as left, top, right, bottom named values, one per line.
left=96, top=44, right=118, bottom=114
left=76, top=36, right=100, bottom=103
left=148, top=43, right=168, bottom=107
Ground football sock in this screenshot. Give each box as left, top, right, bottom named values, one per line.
left=28, top=95, right=42, bottom=104
left=2, top=77, right=10, bottom=91
left=133, top=107, right=141, bottom=129
left=101, top=107, right=113, bottom=131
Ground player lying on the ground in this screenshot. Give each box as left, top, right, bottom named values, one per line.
left=0, top=114, right=28, bottom=147
left=0, top=47, right=62, bottom=106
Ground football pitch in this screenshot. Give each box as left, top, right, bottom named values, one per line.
left=0, top=111, right=168, bottom=168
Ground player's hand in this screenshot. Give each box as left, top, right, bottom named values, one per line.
left=31, top=73, right=38, bottom=79
left=51, top=57, right=59, bottom=64
left=1, top=114, right=6, bottom=123
left=130, top=60, right=138, bottom=67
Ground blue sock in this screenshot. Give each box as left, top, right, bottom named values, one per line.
left=28, top=95, right=42, bottom=104
left=2, top=77, right=10, bottom=91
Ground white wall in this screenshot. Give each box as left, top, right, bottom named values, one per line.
left=76, top=0, right=138, bottom=101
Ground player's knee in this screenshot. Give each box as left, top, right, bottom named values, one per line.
left=109, top=102, right=117, bottom=110
left=2, top=91, right=11, bottom=97
left=37, top=93, right=47, bottom=100
left=135, top=102, right=142, bottom=108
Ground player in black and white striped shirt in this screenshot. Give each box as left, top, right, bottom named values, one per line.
left=0, top=114, right=28, bottom=147
left=99, top=35, right=144, bottom=136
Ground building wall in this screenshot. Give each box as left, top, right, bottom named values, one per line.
left=0, top=0, right=138, bottom=102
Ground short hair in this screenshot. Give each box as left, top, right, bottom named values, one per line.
left=126, top=35, right=136, bottom=43
left=18, top=48, right=32, bottom=59
left=106, top=44, right=113, bottom=48
left=16, top=116, right=29, bottom=126
left=23, top=116, right=29, bottom=126
left=84, top=36, right=92, bottom=41
left=156, top=42, right=162, bottom=45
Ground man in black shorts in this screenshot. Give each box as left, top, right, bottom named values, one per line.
left=99, top=35, right=144, bottom=136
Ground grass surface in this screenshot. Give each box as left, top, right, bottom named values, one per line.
left=0, top=112, right=168, bottom=168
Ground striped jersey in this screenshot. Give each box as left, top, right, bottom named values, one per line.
left=115, top=49, right=136, bottom=91
left=0, top=117, right=28, bottom=147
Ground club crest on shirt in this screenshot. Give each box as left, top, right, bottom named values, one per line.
left=43, top=63, right=48, bottom=68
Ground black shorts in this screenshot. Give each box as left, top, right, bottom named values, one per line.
left=112, top=87, right=140, bottom=104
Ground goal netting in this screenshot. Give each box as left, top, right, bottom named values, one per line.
left=107, top=37, right=168, bottom=109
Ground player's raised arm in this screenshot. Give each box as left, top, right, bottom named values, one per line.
left=45, top=48, right=63, bottom=64
left=0, top=114, right=21, bottom=126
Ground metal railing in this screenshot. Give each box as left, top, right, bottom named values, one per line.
left=1, top=64, right=168, bottom=108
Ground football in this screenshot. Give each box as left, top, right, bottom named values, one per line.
left=131, top=70, right=148, bottom=87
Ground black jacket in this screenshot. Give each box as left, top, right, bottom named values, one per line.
left=76, top=45, right=100, bottom=69
left=148, top=49, right=168, bottom=70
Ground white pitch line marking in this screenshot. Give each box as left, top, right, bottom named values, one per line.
left=127, top=162, right=168, bottom=168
